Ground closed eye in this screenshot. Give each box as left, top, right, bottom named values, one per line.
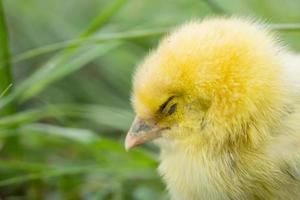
left=158, top=96, right=175, bottom=113
left=158, top=96, right=178, bottom=116
left=167, top=103, right=177, bottom=115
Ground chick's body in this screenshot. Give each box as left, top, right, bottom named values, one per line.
left=128, top=18, right=300, bottom=200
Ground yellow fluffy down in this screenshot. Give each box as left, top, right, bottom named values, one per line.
left=131, top=17, right=300, bottom=200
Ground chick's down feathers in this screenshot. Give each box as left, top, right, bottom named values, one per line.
left=126, top=17, right=300, bottom=200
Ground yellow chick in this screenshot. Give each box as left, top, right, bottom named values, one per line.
left=125, top=17, right=300, bottom=200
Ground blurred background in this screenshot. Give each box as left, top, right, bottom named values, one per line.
left=0, top=0, right=300, bottom=199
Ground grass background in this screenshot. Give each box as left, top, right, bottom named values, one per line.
left=0, top=0, right=300, bottom=199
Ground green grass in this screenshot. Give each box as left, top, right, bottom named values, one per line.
left=0, top=0, right=300, bottom=199
left=0, top=0, right=14, bottom=115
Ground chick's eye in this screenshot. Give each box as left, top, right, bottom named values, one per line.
left=158, top=96, right=177, bottom=116
left=167, top=103, right=177, bottom=115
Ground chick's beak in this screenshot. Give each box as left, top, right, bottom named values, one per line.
left=125, top=116, right=163, bottom=150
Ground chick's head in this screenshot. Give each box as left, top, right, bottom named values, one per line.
left=125, top=18, right=286, bottom=151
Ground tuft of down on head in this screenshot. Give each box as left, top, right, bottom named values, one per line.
left=131, top=17, right=287, bottom=151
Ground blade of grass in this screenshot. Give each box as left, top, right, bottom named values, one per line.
left=0, top=104, right=133, bottom=130
left=80, top=0, right=127, bottom=37
left=0, top=83, right=12, bottom=98
left=20, top=123, right=98, bottom=143
left=203, top=0, right=227, bottom=14
left=18, top=122, right=155, bottom=158
left=271, top=23, right=300, bottom=32
left=0, top=42, right=120, bottom=110
left=13, top=122, right=157, bottom=165
left=0, top=0, right=128, bottom=111
left=0, top=121, right=159, bottom=187
left=0, top=0, right=14, bottom=115
left=0, top=0, right=21, bottom=160
left=21, top=42, right=121, bottom=101
left=0, top=163, right=158, bottom=188
left=0, top=160, right=48, bottom=171
left=17, top=123, right=157, bottom=164
left=11, top=28, right=169, bottom=64
left=0, top=165, right=100, bottom=187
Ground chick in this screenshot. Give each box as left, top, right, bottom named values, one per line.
left=125, top=17, right=300, bottom=200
